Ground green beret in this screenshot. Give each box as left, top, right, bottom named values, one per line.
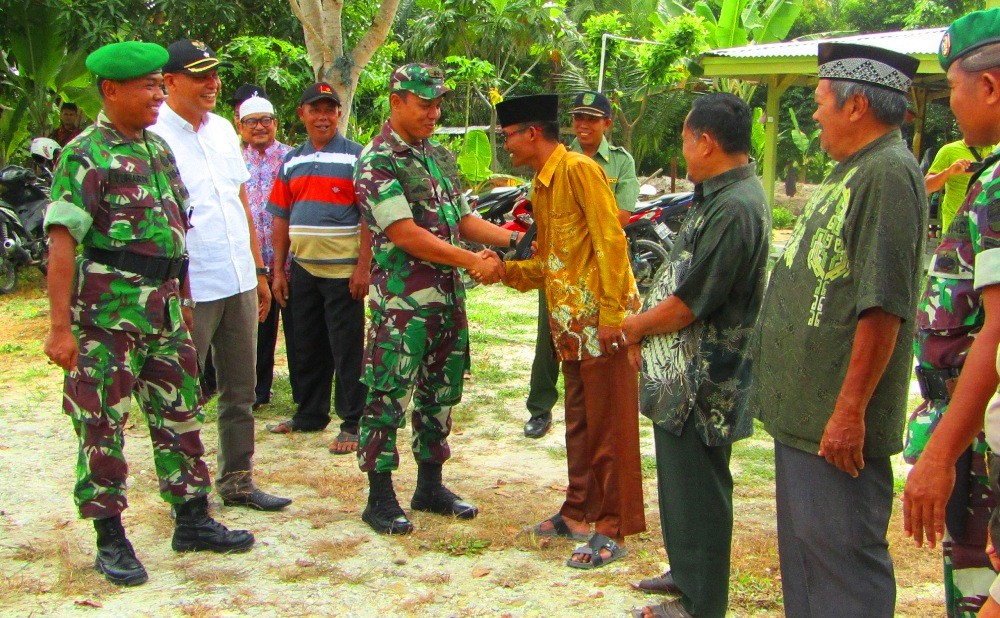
left=86, top=42, right=169, bottom=80
left=939, top=8, right=1000, bottom=71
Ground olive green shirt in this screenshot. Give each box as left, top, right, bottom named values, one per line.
left=570, top=136, right=639, bottom=212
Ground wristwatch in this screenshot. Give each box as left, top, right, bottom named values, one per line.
left=181, top=298, right=196, bottom=309
left=256, top=266, right=272, bottom=277
left=509, top=231, right=520, bottom=250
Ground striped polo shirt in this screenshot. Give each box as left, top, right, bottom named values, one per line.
left=266, top=133, right=363, bottom=278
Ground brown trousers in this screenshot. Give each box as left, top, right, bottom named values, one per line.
left=560, top=352, right=646, bottom=539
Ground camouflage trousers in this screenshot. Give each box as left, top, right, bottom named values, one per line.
left=357, top=306, right=468, bottom=473
left=906, top=398, right=997, bottom=616
left=64, top=323, right=211, bottom=519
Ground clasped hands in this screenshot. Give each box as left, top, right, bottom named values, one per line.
left=468, top=249, right=505, bottom=285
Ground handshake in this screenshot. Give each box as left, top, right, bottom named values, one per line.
left=467, top=249, right=505, bottom=285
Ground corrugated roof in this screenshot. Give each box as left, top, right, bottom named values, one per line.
left=703, top=27, right=946, bottom=61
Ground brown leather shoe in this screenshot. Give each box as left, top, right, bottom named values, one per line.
left=632, top=570, right=681, bottom=594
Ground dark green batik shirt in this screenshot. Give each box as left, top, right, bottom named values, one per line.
left=752, top=129, right=927, bottom=458
left=639, top=163, right=770, bottom=446
left=43, top=112, right=191, bottom=335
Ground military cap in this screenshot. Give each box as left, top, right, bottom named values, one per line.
left=229, top=83, right=268, bottom=107
left=571, top=91, right=612, bottom=118
left=163, top=39, right=230, bottom=74
left=301, top=82, right=341, bottom=106
left=85, top=42, right=169, bottom=80
left=390, top=64, right=451, bottom=100
left=939, top=9, right=1000, bottom=71
left=496, top=94, right=559, bottom=128
left=817, top=43, right=919, bottom=93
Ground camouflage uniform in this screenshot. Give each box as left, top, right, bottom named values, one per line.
left=44, top=112, right=211, bottom=519
left=906, top=151, right=1000, bottom=616
left=353, top=119, right=471, bottom=473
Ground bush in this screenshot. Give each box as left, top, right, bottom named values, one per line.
left=772, top=207, right=795, bottom=229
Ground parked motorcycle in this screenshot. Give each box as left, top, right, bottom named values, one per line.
left=0, top=165, right=51, bottom=293
left=461, top=183, right=531, bottom=290
left=624, top=190, right=693, bottom=295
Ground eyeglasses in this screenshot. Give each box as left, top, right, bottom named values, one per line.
left=498, top=126, right=532, bottom=143
left=240, top=116, right=276, bottom=128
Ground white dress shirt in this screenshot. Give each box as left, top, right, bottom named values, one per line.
left=151, top=105, right=255, bottom=302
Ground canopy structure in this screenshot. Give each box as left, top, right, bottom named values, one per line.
left=698, top=28, right=948, bottom=205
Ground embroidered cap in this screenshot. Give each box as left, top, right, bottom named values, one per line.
left=817, top=42, right=919, bottom=93
left=571, top=91, right=612, bottom=118
left=300, top=82, right=341, bottom=106
left=238, top=96, right=274, bottom=118
left=163, top=39, right=231, bottom=74
left=496, top=94, right=559, bottom=127
left=939, top=9, right=1000, bottom=71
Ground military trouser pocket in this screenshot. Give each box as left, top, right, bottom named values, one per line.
left=64, top=366, right=106, bottom=425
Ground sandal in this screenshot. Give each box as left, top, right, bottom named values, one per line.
left=528, top=513, right=589, bottom=541
left=328, top=430, right=359, bottom=454
left=566, top=533, right=627, bottom=569
left=630, top=599, right=693, bottom=617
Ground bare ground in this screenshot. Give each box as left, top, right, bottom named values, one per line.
left=0, top=267, right=945, bottom=617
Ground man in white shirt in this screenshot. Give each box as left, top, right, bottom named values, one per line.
left=151, top=39, right=290, bottom=512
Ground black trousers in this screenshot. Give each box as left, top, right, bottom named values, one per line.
left=289, top=261, right=366, bottom=433
left=255, top=293, right=299, bottom=405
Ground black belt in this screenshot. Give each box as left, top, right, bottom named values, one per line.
left=915, top=366, right=961, bottom=402
left=84, top=247, right=189, bottom=285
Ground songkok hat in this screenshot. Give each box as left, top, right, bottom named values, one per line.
left=496, top=94, right=559, bottom=127
left=300, top=82, right=341, bottom=106
left=230, top=83, right=268, bottom=107
left=571, top=91, right=612, bottom=118
left=86, top=42, right=169, bottom=80
left=238, top=97, right=274, bottom=118
left=390, top=64, right=451, bottom=100
left=817, top=42, right=919, bottom=93
left=939, top=9, right=1000, bottom=71
left=163, top=39, right=231, bottom=74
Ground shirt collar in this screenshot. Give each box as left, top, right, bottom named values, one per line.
left=93, top=111, right=158, bottom=147
left=535, top=143, right=569, bottom=189
left=381, top=120, right=428, bottom=155
left=696, top=162, right=757, bottom=202
left=243, top=139, right=285, bottom=160
left=570, top=136, right=611, bottom=162
left=838, top=128, right=902, bottom=169
left=158, top=103, right=206, bottom=134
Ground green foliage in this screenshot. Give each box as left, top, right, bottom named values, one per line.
left=772, top=206, right=795, bottom=229
left=751, top=106, right=767, bottom=168
left=457, top=130, right=493, bottom=184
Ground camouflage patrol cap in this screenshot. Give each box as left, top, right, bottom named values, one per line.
left=939, top=9, right=1000, bottom=71
left=390, top=63, right=451, bottom=100
left=86, top=42, right=169, bottom=80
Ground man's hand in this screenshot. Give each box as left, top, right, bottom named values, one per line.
left=257, top=275, right=272, bottom=323
left=272, top=270, right=289, bottom=308
left=349, top=262, right=370, bottom=301
left=45, top=326, right=78, bottom=372
left=818, top=408, right=866, bottom=477
left=469, top=249, right=504, bottom=285
left=622, top=314, right=643, bottom=347
left=946, top=159, right=973, bottom=177
left=627, top=344, right=642, bottom=371
left=597, top=325, right=626, bottom=356
left=181, top=306, right=195, bottom=333
left=902, top=454, right=954, bottom=548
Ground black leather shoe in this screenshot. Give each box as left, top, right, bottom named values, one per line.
left=411, top=485, right=479, bottom=520
left=633, top=570, right=681, bottom=594
left=362, top=501, right=415, bottom=535
left=93, top=516, right=148, bottom=586
left=524, top=415, right=552, bottom=439
left=221, top=488, right=292, bottom=512
left=172, top=496, right=255, bottom=553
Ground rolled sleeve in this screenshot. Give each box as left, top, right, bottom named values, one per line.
left=44, top=199, right=93, bottom=243
left=975, top=248, right=1000, bottom=290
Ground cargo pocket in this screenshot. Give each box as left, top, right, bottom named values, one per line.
left=106, top=191, right=155, bottom=243
left=63, top=361, right=106, bottom=425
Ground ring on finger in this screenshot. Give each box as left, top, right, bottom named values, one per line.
left=611, top=342, right=620, bottom=351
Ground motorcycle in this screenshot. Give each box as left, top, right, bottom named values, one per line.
left=0, top=164, right=51, bottom=293
left=461, top=183, right=531, bottom=290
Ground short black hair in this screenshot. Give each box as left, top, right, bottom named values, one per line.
left=685, top=93, right=751, bottom=155
left=61, top=101, right=79, bottom=112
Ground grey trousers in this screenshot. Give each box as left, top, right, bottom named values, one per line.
left=192, top=289, right=258, bottom=494
left=774, top=440, right=895, bottom=618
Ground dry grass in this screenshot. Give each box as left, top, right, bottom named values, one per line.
left=308, top=535, right=370, bottom=560
left=178, top=600, right=221, bottom=618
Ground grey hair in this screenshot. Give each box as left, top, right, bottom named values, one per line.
left=828, top=80, right=908, bottom=126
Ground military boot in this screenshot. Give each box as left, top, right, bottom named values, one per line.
left=171, top=496, right=255, bottom=553
left=93, top=515, right=148, bottom=586
left=362, top=471, right=413, bottom=535
left=411, top=462, right=479, bottom=520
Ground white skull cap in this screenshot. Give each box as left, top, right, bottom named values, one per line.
left=239, top=96, right=275, bottom=117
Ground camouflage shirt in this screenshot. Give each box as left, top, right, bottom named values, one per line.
left=44, top=112, right=190, bottom=335
left=354, top=120, right=471, bottom=311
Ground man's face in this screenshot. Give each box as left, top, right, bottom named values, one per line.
left=239, top=112, right=277, bottom=150
left=60, top=107, right=79, bottom=129
left=390, top=92, right=443, bottom=144
left=571, top=113, right=611, bottom=150
left=501, top=124, right=535, bottom=168
left=167, top=70, right=221, bottom=115
left=298, top=99, right=341, bottom=145
left=948, top=63, right=1000, bottom=147
left=680, top=119, right=707, bottom=183
left=106, top=72, right=167, bottom=133
left=812, top=79, right=854, bottom=162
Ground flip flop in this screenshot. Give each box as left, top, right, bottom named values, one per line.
left=528, top=513, right=590, bottom=541
left=328, top=430, right=359, bottom=454
left=630, top=599, right=693, bottom=617
left=566, top=533, right=627, bottom=569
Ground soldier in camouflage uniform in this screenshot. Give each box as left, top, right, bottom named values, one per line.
left=353, top=64, right=521, bottom=535
left=903, top=10, right=1000, bottom=616
left=44, top=41, right=254, bottom=588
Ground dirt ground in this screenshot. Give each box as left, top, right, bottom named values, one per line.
left=0, top=262, right=947, bottom=617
